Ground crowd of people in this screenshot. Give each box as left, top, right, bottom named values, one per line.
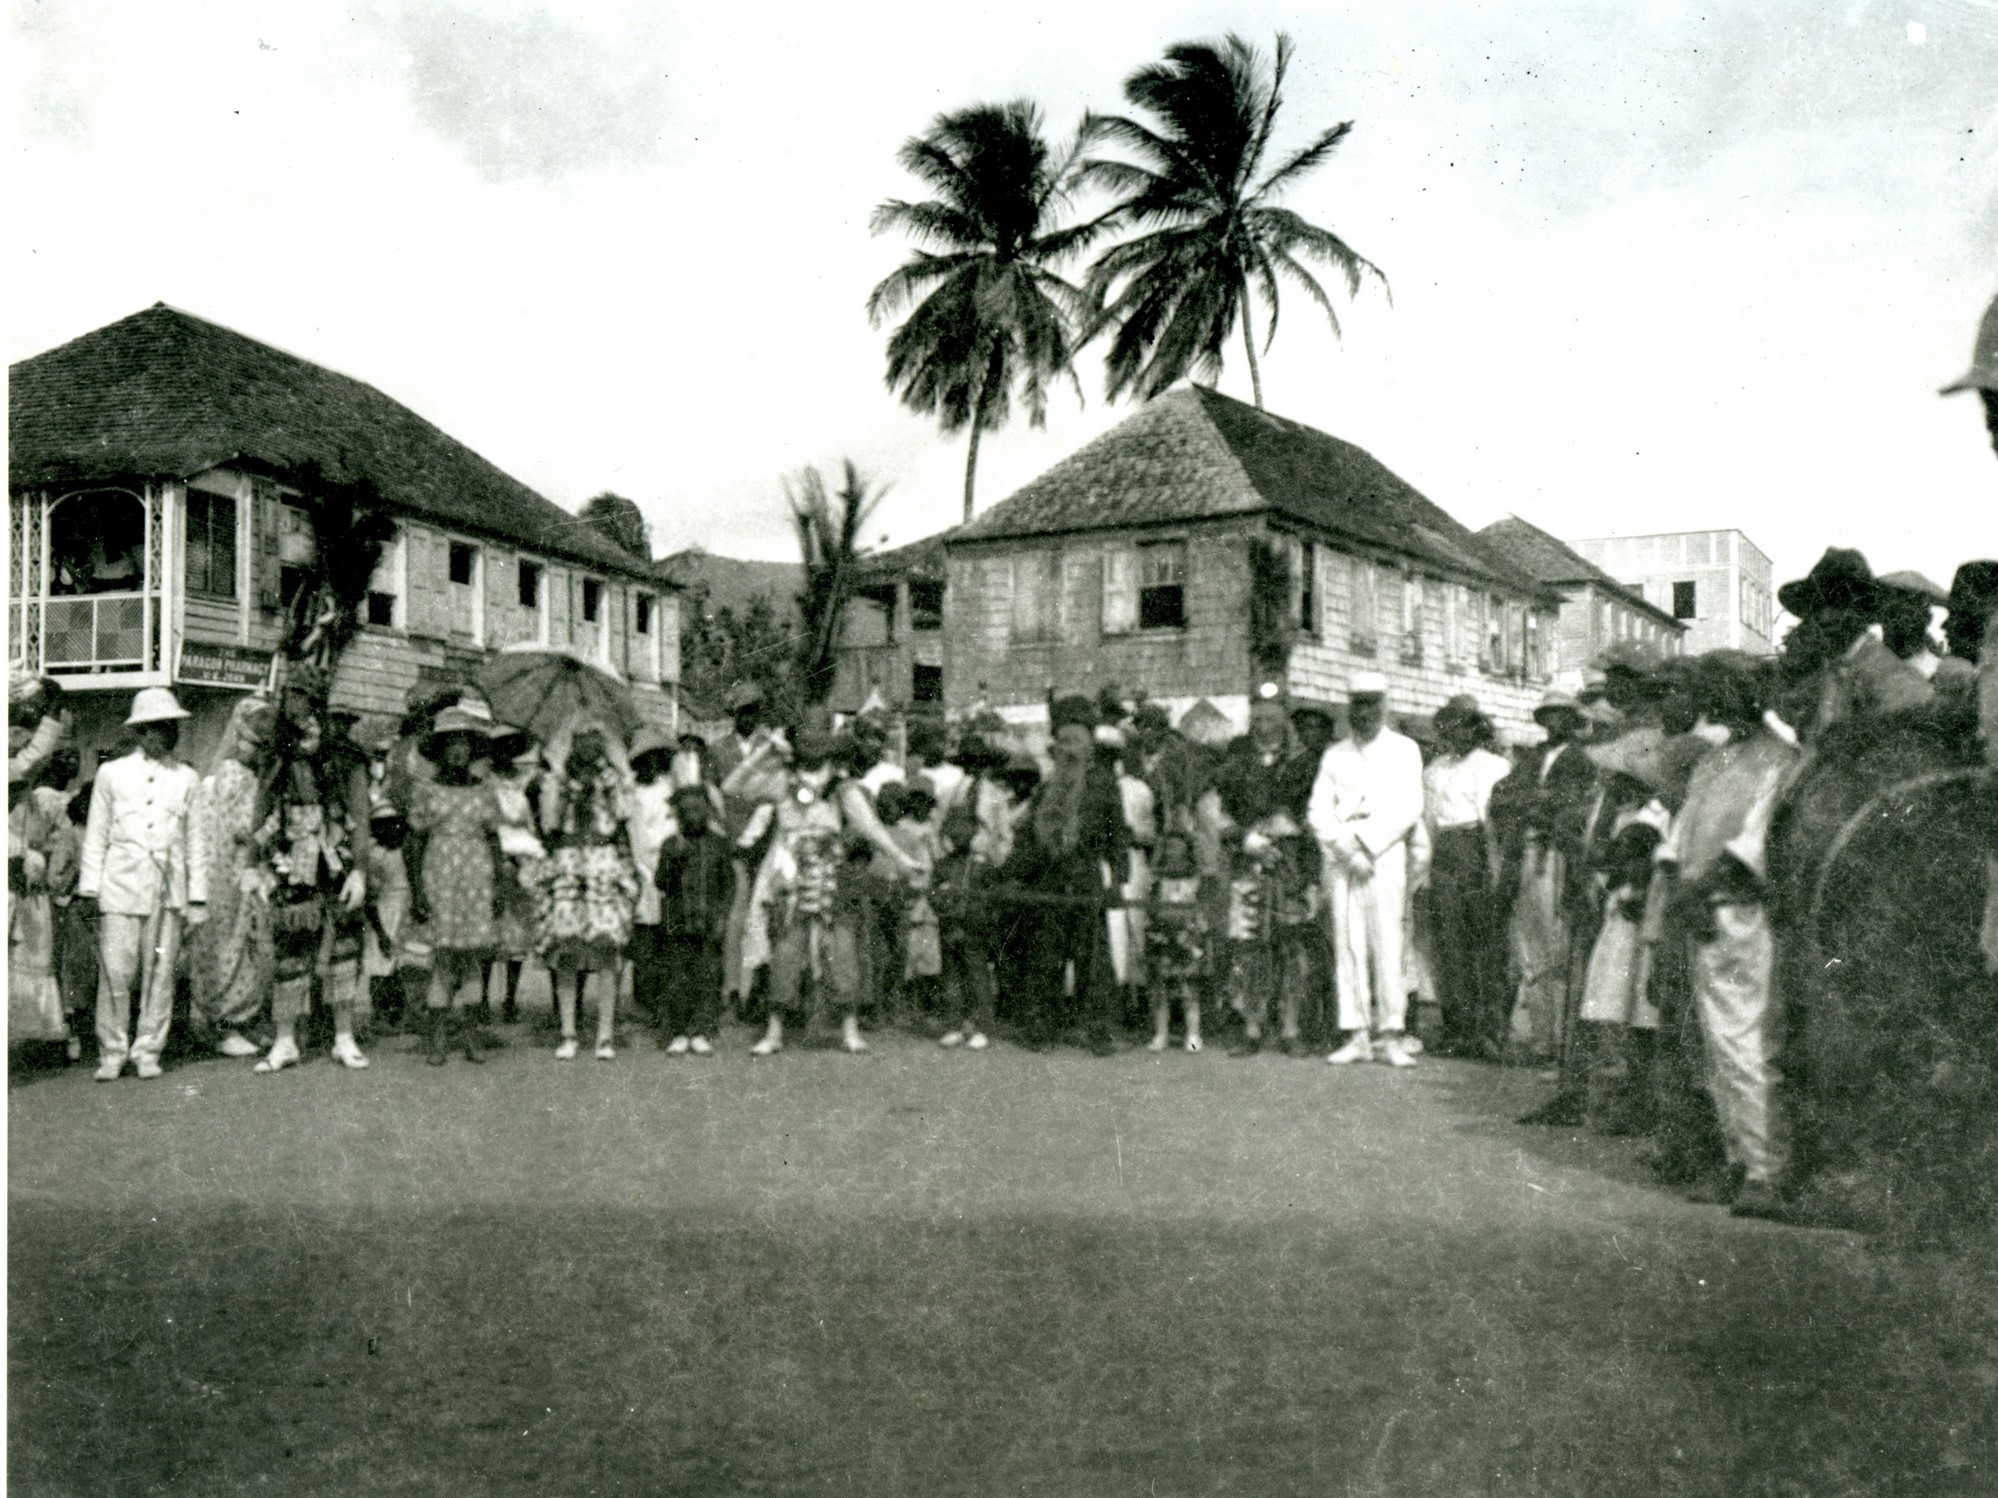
left=8, top=540, right=1996, bottom=1228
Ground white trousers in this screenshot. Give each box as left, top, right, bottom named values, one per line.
left=1692, top=902, right=1788, bottom=1185
left=1325, top=843, right=1408, bottom=1035
left=96, top=909, right=182, bottom=1067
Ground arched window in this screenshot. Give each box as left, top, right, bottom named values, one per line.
left=47, top=489, right=145, bottom=596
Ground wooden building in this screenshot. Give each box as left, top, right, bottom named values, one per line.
left=1477, top=516, right=1686, bottom=689
left=878, top=386, right=1565, bottom=744
left=9, top=304, right=676, bottom=771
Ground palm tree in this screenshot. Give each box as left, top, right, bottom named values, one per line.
left=1080, top=33, right=1385, bottom=409
left=579, top=491, right=650, bottom=559
left=788, top=460, right=885, bottom=708
left=868, top=102, right=1103, bottom=523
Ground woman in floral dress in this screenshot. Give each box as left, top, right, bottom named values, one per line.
left=186, top=693, right=275, bottom=1057
left=527, top=725, right=638, bottom=1060
left=407, top=705, right=503, bottom=1066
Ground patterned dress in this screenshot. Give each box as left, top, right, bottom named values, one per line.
left=526, top=766, right=638, bottom=971
left=1146, top=874, right=1211, bottom=1008
left=409, top=779, right=500, bottom=955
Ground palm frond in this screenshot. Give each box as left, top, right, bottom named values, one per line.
left=1254, top=119, right=1354, bottom=198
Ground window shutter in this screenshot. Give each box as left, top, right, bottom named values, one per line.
left=1102, top=548, right=1138, bottom=635
left=1010, top=554, right=1038, bottom=641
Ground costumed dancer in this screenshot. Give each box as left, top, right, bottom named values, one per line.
left=10, top=751, right=81, bottom=1055
left=710, top=683, right=778, bottom=1015
left=9, top=670, right=70, bottom=790
left=186, top=693, right=276, bottom=1057
left=246, top=670, right=373, bottom=1074
left=362, top=790, right=415, bottom=1032
left=742, top=725, right=921, bottom=1057
left=1144, top=829, right=1211, bottom=1052
left=528, top=725, right=639, bottom=1061
left=1309, top=672, right=1425, bottom=1068
left=78, top=688, right=206, bottom=1081
left=407, top=704, right=504, bottom=1065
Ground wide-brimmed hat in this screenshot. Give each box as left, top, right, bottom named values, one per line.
left=953, top=732, right=1009, bottom=774
left=10, top=668, right=45, bottom=707
left=425, top=705, right=495, bottom=747
left=1349, top=670, right=1390, bottom=699
left=1432, top=693, right=1487, bottom=734
left=125, top=687, right=191, bottom=727
left=1048, top=694, right=1098, bottom=733
left=1289, top=699, right=1338, bottom=730
left=1778, top=548, right=1881, bottom=618
left=1532, top=689, right=1584, bottom=726
left=1941, top=293, right=1998, bottom=395
left=726, top=681, right=765, bottom=714
left=1877, top=569, right=1950, bottom=607
left=629, top=727, right=676, bottom=768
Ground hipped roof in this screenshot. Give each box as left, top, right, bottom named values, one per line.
left=1477, top=515, right=1682, bottom=630
left=953, top=385, right=1547, bottom=598
left=9, top=303, right=657, bottom=580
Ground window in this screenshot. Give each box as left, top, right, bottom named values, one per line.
left=1400, top=574, right=1424, bottom=665
left=184, top=490, right=237, bottom=599
left=1138, top=541, right=1187, bottom=630
left=910, top=578, right=945, bottom=631
left=581, top=579, right=601, bottom=623
left=1443, top=582, right=1462, bottom=666
left=449, top=542, right=476, bottom=586
left=366, top=591, right=396, bottom=627
left=912, top=663, right=944, bottom=703
left=1290, top=538, right=1318, bottom=635
left=635, top=593, right=652, bottom=635
left=518, top=560, right=541, bottom=608
left=1526, top=611, right=1545, bottom=680
left=1480, top=594, right=1504, bottom=672
left=1102, top=550, right=1137, bottom=635
left=1349, top=558, right=1380, bottom=654
left=1672, top=581, right=1697, bottom=620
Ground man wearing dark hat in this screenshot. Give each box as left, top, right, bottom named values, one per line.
left=1421, top=694, right=1512, bottom=1057
left=1777, top=548, right=1932, bottom=740
left=1940, top=290, right=1998, bottom=457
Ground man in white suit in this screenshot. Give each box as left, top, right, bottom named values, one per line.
left=77, top=688, right=205, bottom=1081
left=1308, top=672, right=1426, bottom=1068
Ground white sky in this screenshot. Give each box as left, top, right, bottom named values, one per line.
left=11, top=0, right=1998, bottom=598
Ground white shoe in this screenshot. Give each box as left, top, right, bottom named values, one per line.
left=749, top=1034, right=782, bottom=1057
left=64, top=1036, right=82, bottom=1063
left=1184, top=1035, right=1203, bottom=1054
left=134, top=1057, right=163, bottom=1081
left=555, top=1038, right=579, bottom=1061
left=1146, top=1034, right=1169, bottom=1053
left=595, top=1041, right=616, bottom=1061
left=217, top=1032, right=261, bottom=1058
left=966, top=1032, right=989, bottom=1052
left=1381, top=1036, right=1418, bottom=1069
left=331, top=1036, right=370, bottom=1070
left=688, top=1036, right=713, bottom=1056
left=94, top=1057, right=125, bottom=1083
left=939, top=1031, right=965, bottom=1049
left=254, top=1038, right=300, bottom=1075
left=1401, top=1035, right=1425, bottom=1056
left=665, top=1035, right=690, bottom=1056
left=1327, top=1036, right=1374, bottom=1065
left=841, top=1020, right=869, bottom=1055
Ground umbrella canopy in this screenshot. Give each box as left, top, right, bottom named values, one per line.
left=475, top=643, right=639, bottom=751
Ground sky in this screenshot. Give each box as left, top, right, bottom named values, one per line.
left=11, top=0, right=1998, bottom=600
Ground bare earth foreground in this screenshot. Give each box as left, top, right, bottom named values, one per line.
left=10, top=1015, right=1996, bottom=1497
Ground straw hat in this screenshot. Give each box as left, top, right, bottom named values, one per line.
left=1349, top=670, right=1390, bottom=698
left=125, top=687, right=191, bottom=726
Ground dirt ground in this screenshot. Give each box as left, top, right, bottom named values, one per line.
left=10, top=1007, right=1997, bottom=1497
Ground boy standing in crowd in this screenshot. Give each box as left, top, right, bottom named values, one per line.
left=656, top=782, right=733, bottom=1055
left=78, top=688, right=204, bottom=1081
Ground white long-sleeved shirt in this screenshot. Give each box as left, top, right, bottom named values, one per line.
left=77, top=748, right=202, bottom=915
left=1308, top=729, right=1425, bottom=862
left=1422, top=747, right=1512, bottom=831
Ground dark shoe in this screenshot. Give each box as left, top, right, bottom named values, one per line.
left=1088, top=1033, right=1117, bottom=1058
left=500, top=999, right=520, bottom=1025
left=1236, top=1034, right=1264, bottom=1058
left=1518, top=1091, right=1586, bottom=1127
left=1730, top=1179, right=1799, bottom=1224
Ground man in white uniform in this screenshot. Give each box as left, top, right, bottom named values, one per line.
left=1308, top=672, right=1426, bottom=1067
left=77, top=687, right=205, bottom=1081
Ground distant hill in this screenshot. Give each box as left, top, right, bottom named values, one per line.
left=658, top=550, right=803, bottom=623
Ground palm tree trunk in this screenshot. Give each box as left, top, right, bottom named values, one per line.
left=1240, top=280, right=1265, bottom=409
left=962, top=419, right=982, bottom=525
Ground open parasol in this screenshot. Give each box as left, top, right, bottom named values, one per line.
left=475, top=643, right=639, bottom=749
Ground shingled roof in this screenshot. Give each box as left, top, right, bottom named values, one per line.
left=952, top=385, right=1546, bottom=597
left=9, top=303, right=655, bottom=580
left=1477, top=515, right=1681, bottom=629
